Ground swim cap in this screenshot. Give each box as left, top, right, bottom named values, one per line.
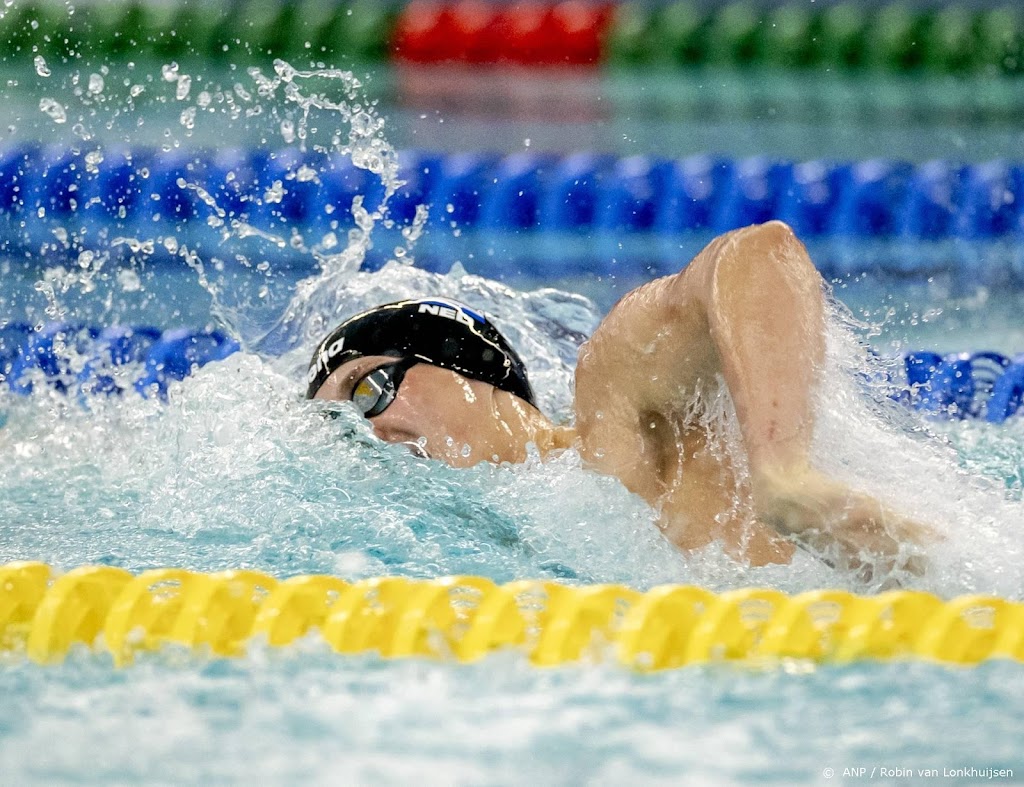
left=305, top=298, right=536, bottom=406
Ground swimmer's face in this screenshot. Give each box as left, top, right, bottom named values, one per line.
left=313, top=355, right=538, bottom=468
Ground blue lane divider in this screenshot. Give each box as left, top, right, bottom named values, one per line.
left=902, top=350, right=1024, bottom=422
left=1, top=323, right=1023, bottom=423
left=3, top=145, right=1024, bottom=247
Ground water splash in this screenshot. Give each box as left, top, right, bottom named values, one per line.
left=6, top=54, right=1024, bottom=600
left=809, top=295, right=1024, bottom=597
left=13, top=58, right=415, bottom=350
left=38, top=96, right=66, bottom=123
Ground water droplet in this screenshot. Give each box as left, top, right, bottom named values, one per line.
left=88, top=73, right=104, bottom=95
left=351, top=111, right=374, bottom=136
left=294, top=165, right=319, bottom=183
left=38, top=97, right=67, bottom=124
left=84, top=149, right=104, bottom=174
left=33, top=55, right=50, bottom=77
left=176, top=74, right=191, bottom=101
left=263, top=180, right=284, bottom=204
left=117, top=269, right=142, bottom=292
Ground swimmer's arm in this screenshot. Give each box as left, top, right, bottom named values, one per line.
left=578, top=221, right=934, bottom=573
left=693, top=220, right=823, bottom=480
left=687, top=222, right=937, bottom=573
left=577, top=221, right=820, bottom=482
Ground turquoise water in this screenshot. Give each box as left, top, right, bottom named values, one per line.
left=2, top=56, right=1024, bottom=785
left=2, top=253, right=1024, bottom=784
left=1, top=656, right=1022, bottom=785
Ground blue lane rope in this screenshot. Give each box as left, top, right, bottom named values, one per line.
left=1, top=145, right=1023, bottom=243
left=1, top=324, right=1022, bottom=422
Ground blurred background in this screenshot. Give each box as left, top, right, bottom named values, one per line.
left=4, top=0, right=1024, bottom=301
left=3, top=1, right=1024, bottom=375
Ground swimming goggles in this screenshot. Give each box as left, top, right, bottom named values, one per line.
left=351, top=358, right=417, bottom=418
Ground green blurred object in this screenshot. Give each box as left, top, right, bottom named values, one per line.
left=605, top=2, right=655, bottom=66
left=80, top=1, right=173, bottom=57
left=862, top=4, right=927, bottom=73
left=653, top=2, right=707, bottom=67
left=239, top=0, right=298, bottom=57
left=333, top=1, right=395, bottom=62
left=704, top=3, right=760, bottom=67
left=155, top=1, right=229, bottom=59
left=0, top=0, right=67, bottom=57
left=976, top=7, right=1024, bottom=75
left=292, top=0, right=344, bottom=61
left=817, top=4, right=869, bottom=71
left=758, top=5, right=816, bottom=69
left=922, top=7, right=977, bottom=74
left=138, top=1, right=182, bottom=56
left=206, top=0, right=247, bottom=59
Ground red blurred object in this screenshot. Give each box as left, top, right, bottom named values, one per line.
left=497, top=2, right=557, bottom=65
left=450, top=1, right=499, bottom=63
left=551, top=1, right=606, bottom=65
left=393, top=2, right=457, bottom=63
left=393, top=1, right=613, bottom=68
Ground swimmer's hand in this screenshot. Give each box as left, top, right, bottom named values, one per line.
left=752, top=466, right=941, bottom=584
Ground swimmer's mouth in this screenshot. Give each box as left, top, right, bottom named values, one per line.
left=402, top=441, right=431, bottom=459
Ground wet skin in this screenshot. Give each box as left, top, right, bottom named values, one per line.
left=313, top=222, right=937, bottom=577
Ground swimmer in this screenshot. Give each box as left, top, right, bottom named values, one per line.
left=307, top=221, right=935, bottom=580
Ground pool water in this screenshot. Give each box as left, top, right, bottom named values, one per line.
left=2, top=655, right=1022, bottom=784
left=1, top=55, right=1024, bottom=785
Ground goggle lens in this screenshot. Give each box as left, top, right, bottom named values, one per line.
left=351, top=360, right=413, bottom=418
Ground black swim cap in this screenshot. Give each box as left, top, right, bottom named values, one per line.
left=305, top=298, right=536, bottom=406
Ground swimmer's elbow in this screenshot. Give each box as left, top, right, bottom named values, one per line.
left=742, top=220, right=798, bottom=246
left=707, top=221, right=817, bottom=295
left=724, top=221, right=805, bottom=268
left=663, top=221, right=817, bottom=323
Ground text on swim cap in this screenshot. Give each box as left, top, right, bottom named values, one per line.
left=307, top=336, right=345, bottom=384
left=417, top=303, right=476, bottom=327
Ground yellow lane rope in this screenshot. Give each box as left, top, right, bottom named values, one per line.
left=2, top=563, right=1022, bottom=668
